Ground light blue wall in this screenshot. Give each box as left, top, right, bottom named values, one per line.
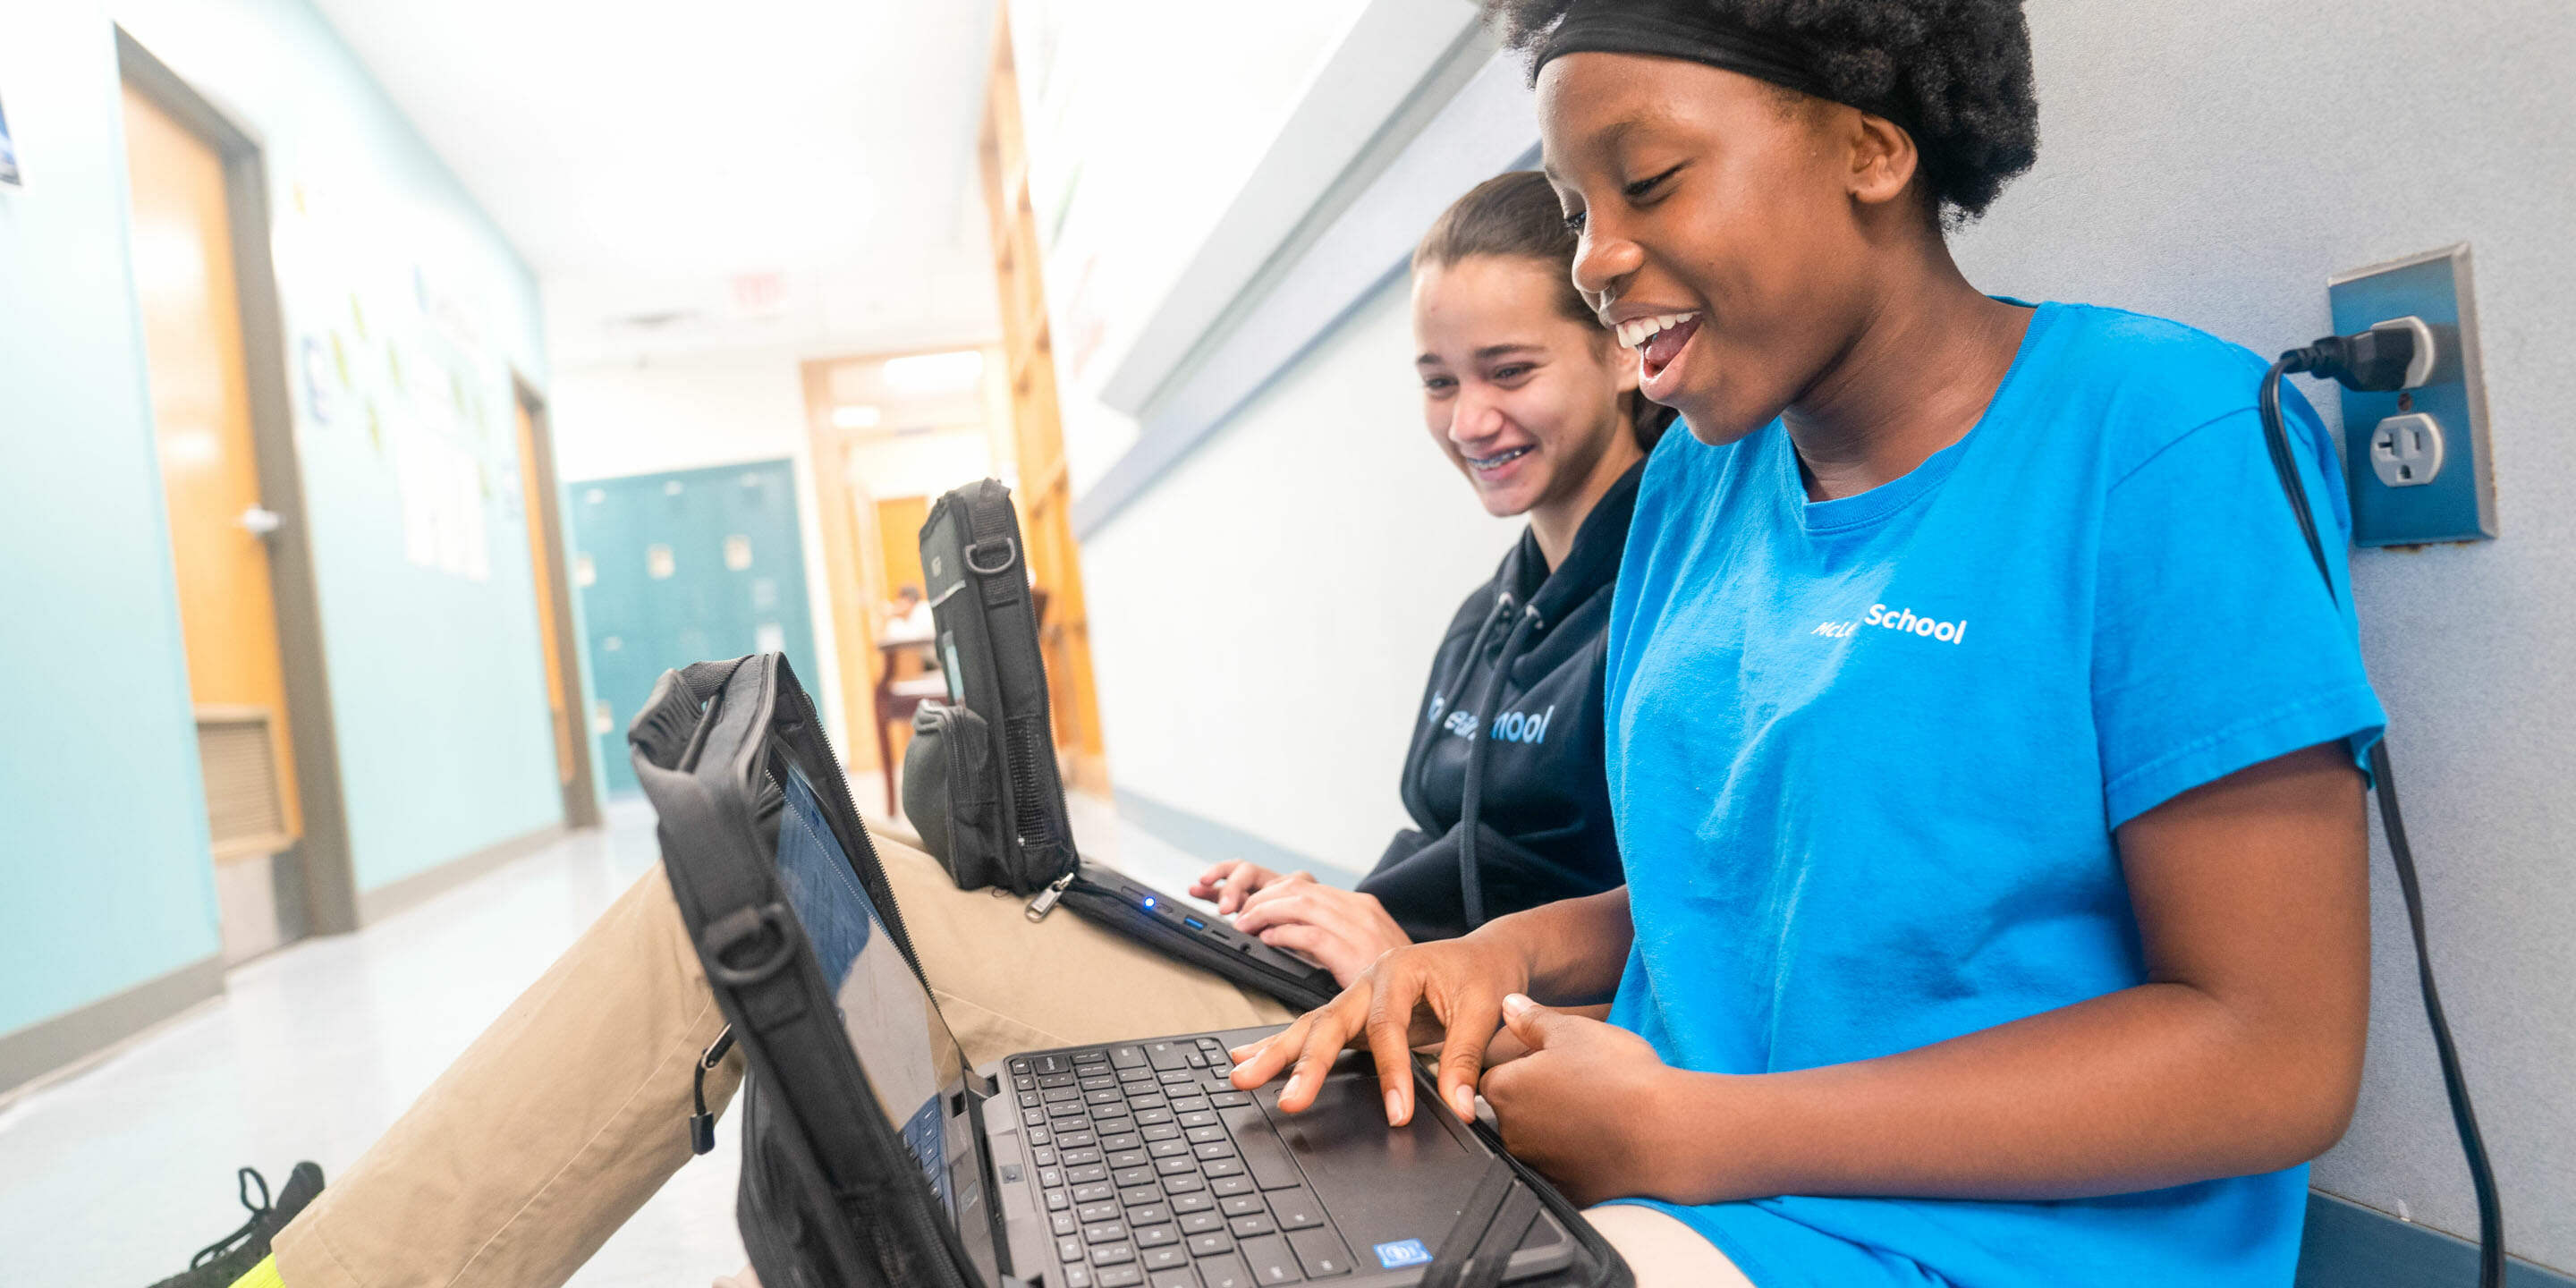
left=0, top=0, right=563, bottom=1043
left=0, top=0, right=223, bottom=1035
left=114, top=0, right=564, bottom=893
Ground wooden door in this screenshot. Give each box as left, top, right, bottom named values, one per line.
left=516, top=398, right=583, bottom=807
left=981, top=9, right=1109, bottom=792
left=873, top=493, right=936, bottom=772
left=123, top=82, right=301, bottom=860
left=875, top=495, right=933, bottom=599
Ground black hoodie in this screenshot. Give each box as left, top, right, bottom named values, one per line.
left=1356, top=458, right=1644, bottom=942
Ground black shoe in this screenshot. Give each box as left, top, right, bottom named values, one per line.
left=148, top=1163, right=326, bottom=1288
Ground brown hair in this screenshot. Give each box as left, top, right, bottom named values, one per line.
left=1413, top=170, right=1674, bottom=449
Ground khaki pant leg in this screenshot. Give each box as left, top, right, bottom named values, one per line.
left=273, top=864, right=739, bottom=1288
left=872, top=836, right=1298, bottom=1066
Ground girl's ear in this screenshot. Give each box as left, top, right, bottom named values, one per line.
left=1843, top=107, right=1921, bottom=209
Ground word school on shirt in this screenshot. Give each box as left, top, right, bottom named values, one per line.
left=1811, top=604, right=1968, bottom=644
left=1440, top=703, right=1558, bottom=744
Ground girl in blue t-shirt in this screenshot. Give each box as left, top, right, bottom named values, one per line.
left=1231, top=3, right=2385, bottom=1286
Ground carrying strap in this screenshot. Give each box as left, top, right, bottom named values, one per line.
left=640, top=661, right=816, bottom=1042
left=961, top=482, right=1022, bottom=608
left=1421, top=1156, right=1544, bottom=1288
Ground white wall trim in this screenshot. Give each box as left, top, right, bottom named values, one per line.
left=1074, top=45, right=1539, bottom=538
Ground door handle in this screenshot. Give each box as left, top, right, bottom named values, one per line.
left=238, top=505, right=284, bottom=536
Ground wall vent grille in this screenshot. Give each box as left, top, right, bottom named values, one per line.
left=197, top=708, right=290, bottom=861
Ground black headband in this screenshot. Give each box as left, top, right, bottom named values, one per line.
left=1533, top=0, right=1916, bottom=137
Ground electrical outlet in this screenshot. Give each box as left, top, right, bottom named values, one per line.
left=2368, top=412, right=2445, bottom=488
left=2326, top=244, right=2495, bottom=546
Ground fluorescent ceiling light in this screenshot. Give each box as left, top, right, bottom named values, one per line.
left=881, top=349, right=985, bottom=394
left=832, top=403, right=885, bottom=429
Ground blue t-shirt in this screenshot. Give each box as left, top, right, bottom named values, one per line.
left=1601, top=301, right=2385, bottom=1287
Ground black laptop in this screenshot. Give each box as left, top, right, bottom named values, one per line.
left=634, top=655, right=1623, bottom=1288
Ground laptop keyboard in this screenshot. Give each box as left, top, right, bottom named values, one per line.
left=1007, top=1037, right=1360, bottom=1288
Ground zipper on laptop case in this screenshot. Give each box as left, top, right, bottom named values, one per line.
left=688, top=1025, right=736, bottom=1156
left=1025, top=870, right=1076, bottom=922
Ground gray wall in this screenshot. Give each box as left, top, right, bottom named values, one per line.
left=1949, top=4, right=2575, bottom=1270
left=1083, top=275, right=1519, bottom=869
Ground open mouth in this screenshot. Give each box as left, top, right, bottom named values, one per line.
left=1465, top=445, right=1533, bottom=472
left=1616, top=311, right=1702, bottom=386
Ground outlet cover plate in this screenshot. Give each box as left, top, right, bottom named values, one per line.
left=2327, top=244, right=2495, bottom=546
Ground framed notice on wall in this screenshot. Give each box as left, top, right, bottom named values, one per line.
left=0, top=90, right=20, bottom=186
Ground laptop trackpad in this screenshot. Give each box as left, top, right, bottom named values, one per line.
left=1260, top=1053, right=1565, bottom=1275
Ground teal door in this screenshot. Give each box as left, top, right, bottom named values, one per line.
left=570, top=460, right=817, bottom=794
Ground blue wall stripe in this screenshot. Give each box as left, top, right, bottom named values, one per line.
left=1112, top=788, right=1365, bottom=891
left=2299, top=1193, right=2570, bottom=1288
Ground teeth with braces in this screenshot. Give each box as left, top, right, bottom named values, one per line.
left=1615, top=311, right=1699, bottom=350
left=1467, top=445, right=1531, bottom=470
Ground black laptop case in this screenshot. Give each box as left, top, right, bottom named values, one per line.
left=633, top=654, right=987, bottom=1287
left=906, top=479, right=1339, bottom=1013
left=911, top=479, right=1076, bottom=896
left=632, top=653, right=1628, bottom=1288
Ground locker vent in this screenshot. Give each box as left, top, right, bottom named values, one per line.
left=198, top=708, right=290, bottom=860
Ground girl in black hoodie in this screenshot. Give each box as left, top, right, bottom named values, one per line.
left=1191, top=170, right=1669, bottom=979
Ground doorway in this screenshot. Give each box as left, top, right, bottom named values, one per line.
left=513, top=385, right=600, bottom=827
left=118, top=32, right=357, bottom=954
left=801, top=347, right=1012, bottom=814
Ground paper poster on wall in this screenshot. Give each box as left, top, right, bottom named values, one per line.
left=0, top=91, right=21, bottom=187
left=392, top=421, right=491, bottom=581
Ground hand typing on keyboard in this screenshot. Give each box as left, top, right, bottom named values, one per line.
left=1227, top=878, right=1411, bottom=987
left=1224, top=933, right=1535, bottom=1127
left=1224, top=888, right=1701, bottom=1210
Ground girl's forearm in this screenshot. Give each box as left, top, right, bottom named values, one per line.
left=1479, top=886, right=1633, bottom=1005
left=1642, top=979, right=2359, bottom=1205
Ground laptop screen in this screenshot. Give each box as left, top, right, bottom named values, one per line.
left=774, top=762, right=1000, bottom=1275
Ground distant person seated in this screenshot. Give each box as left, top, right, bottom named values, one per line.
left=879, top=583, right=935, bottom=645
left=151, top=169, right=1681, bottom=1288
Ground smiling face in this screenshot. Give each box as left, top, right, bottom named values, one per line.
left=1539, top=52, right=1926, bottom=445
left=1413, top=254, right=1640, bottom=520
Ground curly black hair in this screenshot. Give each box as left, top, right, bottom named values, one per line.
left=1487, top=0, right=2038, bottom=220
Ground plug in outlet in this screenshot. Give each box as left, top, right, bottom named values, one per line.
left=2327, top=245, right=2495, bottom=545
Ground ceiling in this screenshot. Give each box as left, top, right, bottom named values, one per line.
left=307, top=0, right=1004, bottom=370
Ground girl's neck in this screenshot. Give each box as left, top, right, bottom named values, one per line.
left=1529, top=423, right=1643, bottom=572
left=1784, top=251, right=2031, bottom=503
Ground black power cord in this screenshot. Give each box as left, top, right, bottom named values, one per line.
left=2260, top=321, right=2504, bottom=1288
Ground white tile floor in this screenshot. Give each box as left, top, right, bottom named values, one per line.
left=0, top=776, right=1228, bottom=1288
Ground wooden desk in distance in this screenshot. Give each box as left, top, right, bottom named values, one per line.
left=873, top=638, right=945, bottom=816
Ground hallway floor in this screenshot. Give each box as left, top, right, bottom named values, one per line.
left=0, top=781, right=1224, bottom=1288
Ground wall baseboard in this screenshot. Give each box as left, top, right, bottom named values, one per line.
left=2300, top=1192, right=2570, bottom=1287
left=0, top=954, right=225, bottom=1097
left=1112, top=788, right=1364, bottom=890
left=356, top=823, right=567, bottom=926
